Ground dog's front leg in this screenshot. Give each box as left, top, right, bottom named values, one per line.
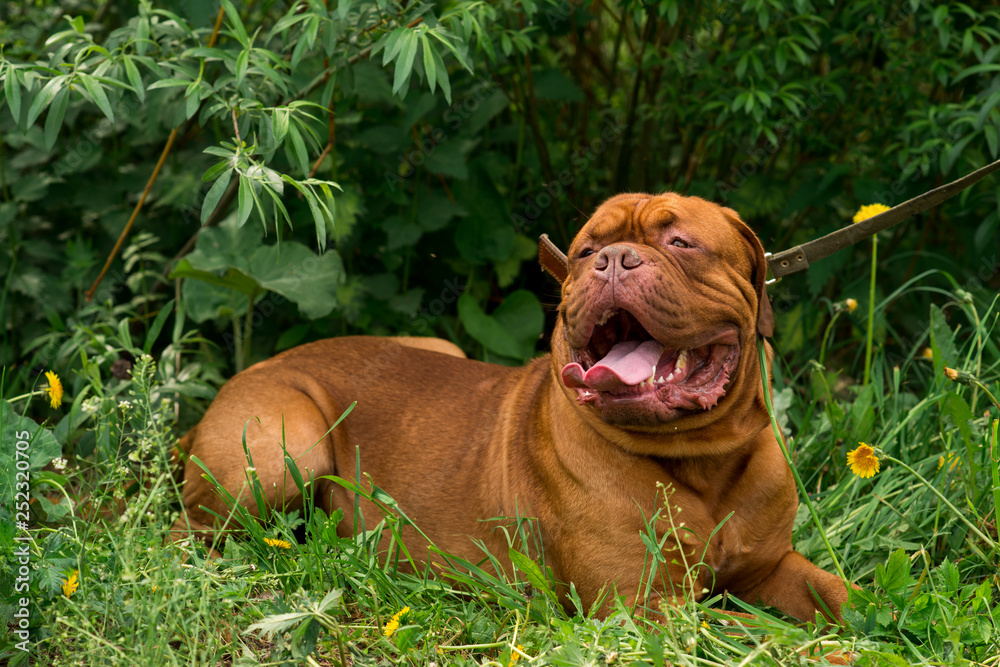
left=736, top=550, right=851, bottom=623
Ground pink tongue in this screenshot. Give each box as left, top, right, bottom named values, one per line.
left=561, top=340, right=665, bottom=392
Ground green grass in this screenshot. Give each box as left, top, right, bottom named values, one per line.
left=2, top=276, right=999, bottom=666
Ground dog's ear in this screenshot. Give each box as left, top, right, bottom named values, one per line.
left=722, top=209, right=774, bottom=338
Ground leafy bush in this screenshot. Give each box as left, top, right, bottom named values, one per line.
left=2, top=0, right=999, bottom=664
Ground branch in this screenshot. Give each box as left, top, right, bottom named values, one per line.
left=85, top=6, right=227, bottom=301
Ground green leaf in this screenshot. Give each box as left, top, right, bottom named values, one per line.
left=985, top=124, right=998, bottom=158
left=237, top=175, right=253, bottom=227
left=78, top=73, right=115, bottom=123
left=201, top=168, right=234, bottom=224
left=458, top=289, right=542, bottom=360
left=202, top=159, right=232, bottom=183
left=431, top=43, right=451, bottom=103
left=4, top=65, right=23, bottom=125
left=286, top=122, right=310, bottom=176
left=393, top=31, right=419, bottom=96
left=221, top=0, right=249, bottom=46
left=494, top=235, right=537, bottom=288
left=509, top=549, right=558, bottom=604
left=236, top=47, right=250, bottom=86
left=382, top=27, right=408, bottom=66
left=26, top=76, right=66, bottom=128
left=421, top=34, right=437, bottom=93
left=940, top=133, right=975, bottom=174
left=247, top=243, right=344, bottom=319
left=848, top=384, right=875, bottom=443
left=943, top=392, right=974, bottom=449
left=247, top=611, right=313, bottom=638
left=182, top=219, right=264, bottom=276
left=43, top=87, right=70, bottom=150
left=300, top=189, right=328, bottom=250
left=144, top=298, right=175, bottom=353
left=122, top=56, right=145, bottom=102
left=146, top=78, right=193, bottom=90
left=877, top=548, right=910, bottom=596
left=179, top=272, right=255, bottom=322
left=0, top=401, right=62, bottom=503
left=929, top=304, right=959, bottom=371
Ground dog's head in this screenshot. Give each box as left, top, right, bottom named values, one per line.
left=551, top=193, right=774, bottom=452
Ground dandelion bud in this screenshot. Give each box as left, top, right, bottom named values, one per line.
left=943, top=367, right=976, bottom=386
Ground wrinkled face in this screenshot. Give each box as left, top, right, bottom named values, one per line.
left=554, top=193, right=771, bottom=429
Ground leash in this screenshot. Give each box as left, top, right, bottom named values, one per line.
left=537, top=157, right=1000, bottom=285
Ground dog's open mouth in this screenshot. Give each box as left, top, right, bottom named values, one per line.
left=561, top=310, right=739, bottom=412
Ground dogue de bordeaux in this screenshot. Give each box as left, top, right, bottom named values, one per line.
left=174, top=192, right=851, bottom=622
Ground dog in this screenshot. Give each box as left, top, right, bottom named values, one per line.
left=173, top=192, right=850, bottom=622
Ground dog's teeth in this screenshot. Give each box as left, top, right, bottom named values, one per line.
left=657, top=376, right=664, bottom=383
left=666, top=372, right=675, bottom=382
left=596, top=310, right=618, bottom=326
left=676, top=350, right=688, bottom=371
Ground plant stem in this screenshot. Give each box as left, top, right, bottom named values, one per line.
left=971, top=379, right=1000, bottom=413
left=990, top=420, right=999, bottom=546
left=883, top=453, right=996, bottom=550
left=817, top=310, right=843, bottom=367
left=863, top=235, right=877, bottom=385
left=757, top=340, right=848, bottom=582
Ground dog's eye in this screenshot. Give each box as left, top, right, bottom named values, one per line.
left=579, top=248, right=595, bottom=258
left=671, top=238, right=690, bottom=248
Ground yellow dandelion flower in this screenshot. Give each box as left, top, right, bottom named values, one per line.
left=62, top=570, right=79, bottom=597
left=45, top=371, right=64, bottom=408
left=263, top=537, right=292, bottom=549
left=701, top=621, right=709, bottom=628
left=509, top=644, right=525, bottom=666
left=847, top=443, right=880, bottom=478
left=845, top=298, right=858, bottom=313
left=853, top=203, right=891, bottom=223
left=382, top=606, right=410, bottom=637
left=921, top=347, right=934, bottom=360
left=937, top=452, right=960, bottom=472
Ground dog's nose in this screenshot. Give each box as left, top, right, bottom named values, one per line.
left=593, top=244, right=643, bottom=274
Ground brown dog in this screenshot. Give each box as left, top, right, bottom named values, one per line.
left=174, top=193, right=850, bottom=622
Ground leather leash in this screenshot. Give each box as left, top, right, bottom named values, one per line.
left=538, top=157, right=1000, bottom=285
